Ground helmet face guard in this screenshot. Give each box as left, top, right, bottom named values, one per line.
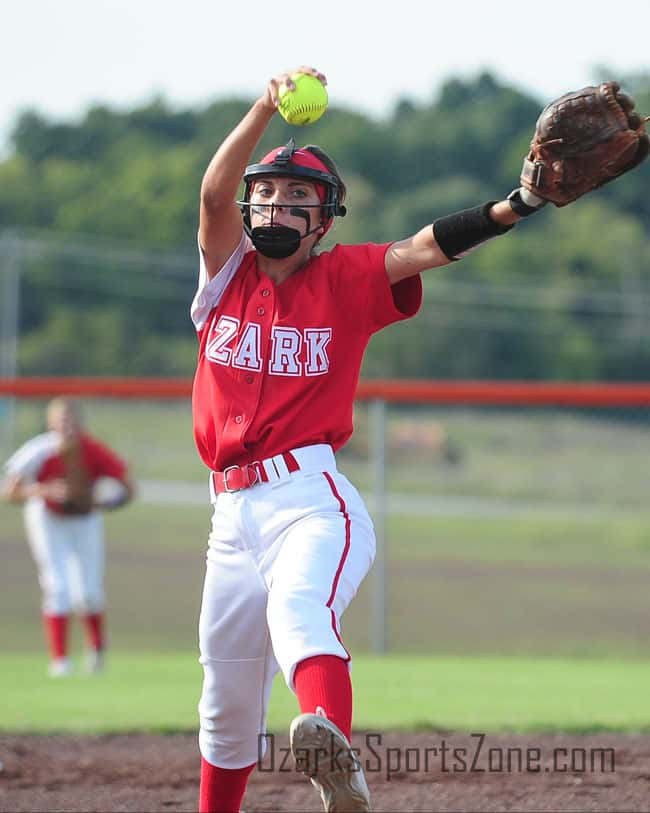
left=237, top=140, right=346, bottom=257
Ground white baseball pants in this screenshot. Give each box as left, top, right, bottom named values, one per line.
left=197, top=444, right=376, bottom=769
left=24, top=499, right=105, bottom=615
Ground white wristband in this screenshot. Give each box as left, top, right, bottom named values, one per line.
left=519, top=187, right=546, bottom=208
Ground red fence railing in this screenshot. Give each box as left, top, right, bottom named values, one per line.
left=3, top=377, right=650, bottom=406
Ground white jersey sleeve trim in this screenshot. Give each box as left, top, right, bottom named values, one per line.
left=190, top=231, right=253, bottom=330
left=3, top=432, right=59, bottom=482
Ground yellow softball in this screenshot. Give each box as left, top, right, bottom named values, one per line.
left=277, top=73, right=328, bottom=126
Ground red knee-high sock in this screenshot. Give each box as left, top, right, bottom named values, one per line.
left=83, top=612, right=105, bottom=651
left=294, top=655, right=352, bottom=740
left=43, top=614, right=69, bottom=660
left=199, top=758, right=254, bottom=813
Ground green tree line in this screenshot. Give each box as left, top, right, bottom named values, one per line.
left=1, top=71, right=649, bottom=379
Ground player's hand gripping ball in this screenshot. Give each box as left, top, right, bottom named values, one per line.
left=277, top=73, right=328, bottom=126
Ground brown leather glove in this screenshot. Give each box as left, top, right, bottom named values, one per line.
left=60, top=443, right=94, bottom=515
left=520, top=81, right=649, bottom=206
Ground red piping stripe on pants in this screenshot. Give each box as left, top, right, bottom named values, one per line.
left=322, top=471, right=352, bottom=662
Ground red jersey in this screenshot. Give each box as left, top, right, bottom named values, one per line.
left=4, top=432, right=128, bottom=515
left=191, top=234, right=422, bottom=471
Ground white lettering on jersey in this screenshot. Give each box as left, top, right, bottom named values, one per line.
left=233, top=322, right=262, bottom=371
left=204, top=317, right=332, bottom=377
left=304, top=329, right=332, bottom=376
left=206, top=316, right=240, bottom=365
left=269, top=327, right=303, bottom=376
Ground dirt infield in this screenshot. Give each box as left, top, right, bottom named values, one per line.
left=1, top=731, right=649, bottom=812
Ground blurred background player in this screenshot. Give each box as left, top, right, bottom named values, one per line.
left=1, top=397, right=135, bottom=677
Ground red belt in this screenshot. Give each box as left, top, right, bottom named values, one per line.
left=212, top=450, right=301, bottom=494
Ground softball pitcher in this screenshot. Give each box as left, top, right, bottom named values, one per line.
left=2, top=398, right=135, bottom=676
left=192, top=67, right=647, bottom=813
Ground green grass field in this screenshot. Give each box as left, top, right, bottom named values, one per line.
left=2, top=652, right=650, bottom=735
left=3, top=501, right=650, bottom=657
left=2, top=402, right=650, bottom=736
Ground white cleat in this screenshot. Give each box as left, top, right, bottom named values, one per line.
left=48, top=657, right=73, bottom=678
left=85, top=650, right=105, bottom=674
left=290, top=713, right=371, bottom=812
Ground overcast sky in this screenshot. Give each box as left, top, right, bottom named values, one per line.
left=3, top=0, right=649, bottom=152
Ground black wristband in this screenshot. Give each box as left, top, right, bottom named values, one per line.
left=432, top=202, right=514, bottom=262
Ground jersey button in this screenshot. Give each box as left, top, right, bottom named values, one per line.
left=234, top=415, right=243, bottom=424
left=261, top=289, right=270, bottom=297
left=245, top=375, right=254, bottom=384
left=257, top=307, right=265, bottom=316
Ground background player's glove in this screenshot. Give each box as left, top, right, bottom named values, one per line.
left=59, top=443, right=94, bottom=514
left=519, top=81, right=649, bottom=207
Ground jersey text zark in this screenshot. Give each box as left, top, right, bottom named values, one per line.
left=206, top=315, right=332, bottom=377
